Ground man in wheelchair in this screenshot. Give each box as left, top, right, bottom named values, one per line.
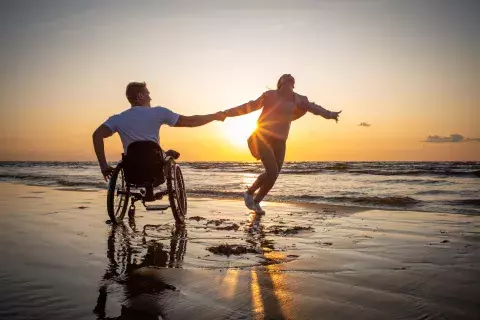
left=93, top=81, right=225, bottom=180
left=92, top=82, right=226, bottom=223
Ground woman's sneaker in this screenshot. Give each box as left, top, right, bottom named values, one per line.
left=243, top=192, right=255, bottom=211
left=253, top=202, right=265, bottom=215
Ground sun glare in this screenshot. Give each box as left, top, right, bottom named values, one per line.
left=223, top=114, right=259, bottom=146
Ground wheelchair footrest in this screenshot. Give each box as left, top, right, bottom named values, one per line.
left=145, top=204, right=170, bottom=211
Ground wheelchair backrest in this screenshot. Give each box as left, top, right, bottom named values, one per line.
left=122, top=141, right=165, bottom=187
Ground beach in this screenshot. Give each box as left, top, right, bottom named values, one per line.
left=0, top=182, right=479, bottom=320
left=2, top=0, right=479, bottom=319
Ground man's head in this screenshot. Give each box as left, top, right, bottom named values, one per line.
left=277, top=74, right=295, bottom=92
left=125, top=82, right=151, bottom=107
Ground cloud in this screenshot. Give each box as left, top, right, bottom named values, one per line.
left=358, top=122, right=371, bottom=127
left=424, top=134, right=480, bottom=143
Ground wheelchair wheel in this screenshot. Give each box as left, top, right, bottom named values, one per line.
left=166, top=160, right=187, bottom=224
left=107, top=164, right=130, bottom=224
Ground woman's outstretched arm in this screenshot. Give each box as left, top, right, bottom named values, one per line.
left=298, top=95, right=342, bottom=122
left=223, top=92, right=265, bottom=117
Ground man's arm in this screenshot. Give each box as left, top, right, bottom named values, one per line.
left=174, top=112, right=225, bottom=127
left=92, top=124, right=115, bottom=180
left=223, top=92, right=265, bottom=117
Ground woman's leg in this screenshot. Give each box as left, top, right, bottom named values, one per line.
left=253, top=141, right=283, bottom=203
left=247, top=139, right=286, bottom=195
left=274, top=141, right=286, bottom=175
left=247, top=172, right=267, bottom=195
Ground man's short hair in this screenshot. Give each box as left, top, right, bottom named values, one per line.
left=126, top=82, right=147, bottom=104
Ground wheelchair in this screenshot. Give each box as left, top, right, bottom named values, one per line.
left=106, top=141, right=187, bottom=225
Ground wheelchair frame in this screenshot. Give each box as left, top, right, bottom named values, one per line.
left=106, top=143, right=187, bottom=225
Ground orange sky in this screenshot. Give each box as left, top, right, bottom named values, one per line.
left=0, top=1, right=479, bottom=161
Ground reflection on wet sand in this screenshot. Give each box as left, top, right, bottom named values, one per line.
left=93, top=219, right=187, bottom=319
left=265, top=256, right=294, bottom=320
left=94, top=213, right=296, bottom=320
left=250, top=269, right=265, bottom=320
left=245, top=213, right=292, bottom=320
left=220, top=268, right=240, bottom=300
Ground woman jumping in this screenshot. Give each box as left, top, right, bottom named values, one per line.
left=222, top=74, right=342, bottom=214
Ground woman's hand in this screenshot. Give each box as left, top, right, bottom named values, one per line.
left=330, top=110, right=342, bottom=123
left=214, top=111, right=227, bottom=121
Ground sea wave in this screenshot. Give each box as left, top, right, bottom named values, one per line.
left=323, top=195, right=420, bottom=206
left=187, top=189, right=243, bottom=199
left=186, top=189, right=419, bottom=207
left=324, top=163, right=350, bottom=170
left=414, top=189, right=459, bottom=195
left=3, top=161, right=478, bottom=178
left=0, top=173, right=107, bottom=189
left=349, top=170, right=479, bottom=177
left=182, top=162, right=479, bottom=177
left=281, top=169, right=325, bottom=175
left=443, top=199, right=480, bottom=206
left=376, top=178, right=449, bottom=185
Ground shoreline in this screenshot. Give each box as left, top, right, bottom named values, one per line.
left=1, top=180, right=477, bottom=217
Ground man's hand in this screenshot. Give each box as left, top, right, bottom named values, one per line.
left=101, top=165, right=115, bottom=182
left=330, top=110, right=342, bottom=123
left=214, top=111, right=227, bottom=122
left=175, top=112, right=226, bottom=127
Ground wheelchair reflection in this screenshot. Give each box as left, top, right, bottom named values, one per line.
left=93, top=219, right=187, bottom=319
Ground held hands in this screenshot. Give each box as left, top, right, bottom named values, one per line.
left=330, top=110, right=342, bottom=123
left=214, top=111, right=227, bottom=122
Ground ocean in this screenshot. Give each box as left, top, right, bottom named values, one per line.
left=0, top=161, right=479, bottom=215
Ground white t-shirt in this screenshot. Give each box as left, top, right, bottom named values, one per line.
left=103, top=106, right=180, bottom=152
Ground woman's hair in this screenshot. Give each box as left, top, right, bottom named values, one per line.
left=277, top=74, right=295, bottom=90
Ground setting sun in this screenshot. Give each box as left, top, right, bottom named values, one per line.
left=223, top=113, right=259, bottom=146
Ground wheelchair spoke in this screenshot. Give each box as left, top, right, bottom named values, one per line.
left=114, top=171, right=126, bottom=216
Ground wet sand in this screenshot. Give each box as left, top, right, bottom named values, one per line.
left=0, top=182, right=479, bottom=320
